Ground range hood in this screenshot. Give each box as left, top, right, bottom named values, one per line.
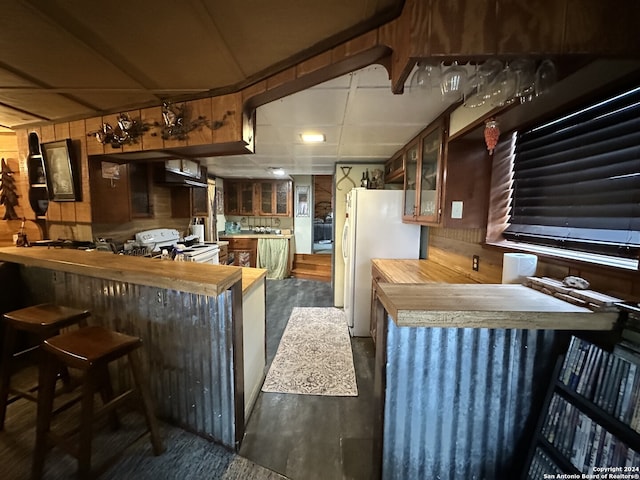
left=155, top=161, right=207, bottom=187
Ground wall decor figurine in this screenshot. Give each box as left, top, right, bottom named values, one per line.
left=0, top=158, right=19, bottom=220
left=154, top=102, right=234, bottom=140
left=155, top=102, right=205, bottom=140
left=87, top=113, right=150, bottom=148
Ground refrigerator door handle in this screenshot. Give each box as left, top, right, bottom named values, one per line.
left=341, top=219, right=349, bottom=264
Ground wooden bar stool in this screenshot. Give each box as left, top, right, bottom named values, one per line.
left=0, top=303, right=90, bottom=430
left=32, top=325, right=164, bottom=479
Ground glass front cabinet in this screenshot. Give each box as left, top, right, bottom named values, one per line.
left=258, top=180, right=291, bottom=216
left=403, top=120, right=445, bottom=224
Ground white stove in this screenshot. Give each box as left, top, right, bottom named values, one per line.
left=135, top=228, right=181, bottom=251
left=134, top=229, right=219, bottom=264
left=175, top=242, right=220, bottom=264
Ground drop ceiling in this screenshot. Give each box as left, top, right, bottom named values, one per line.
left=204, top=63, right=467, bottom=178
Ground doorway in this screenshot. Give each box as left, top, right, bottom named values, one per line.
left=312, top=175, right=333, bottom=254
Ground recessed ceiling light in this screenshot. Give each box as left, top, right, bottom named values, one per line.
left=269, top=167, right=286, bottom=176
left=300, top=133, right=325, bottom=143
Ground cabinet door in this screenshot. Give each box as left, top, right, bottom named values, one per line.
left=403, top=141, right=419, bottom=220
left=228, top=238, right=257, bottom=267
left=89, top=161, right=132, bottom=223
left=192, top=187, right=208, bottom=216
left=416, top=125, right=444, bottom=223
left=225, top=181, right=239, bottom=214
left=275, top=181, right=290, bottom=216
left=259, top=181, right=274, bottom=214
left=257, top=180, right=291, bottom=216
left=385, top=150, right=404, bottom=184
left=239, top=182, right=255, bottom=215
left=129, top=162, right=152, bottom=218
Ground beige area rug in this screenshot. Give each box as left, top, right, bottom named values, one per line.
left=262, top=307, right=358, bottom=396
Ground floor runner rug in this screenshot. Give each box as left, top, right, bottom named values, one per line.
left=262, top=307, right=358, bottom=396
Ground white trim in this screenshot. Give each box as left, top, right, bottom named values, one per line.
left=487, top=239, right=639, bottom=272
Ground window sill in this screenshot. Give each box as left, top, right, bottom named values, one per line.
left=486, top=240, right=639, bottom=273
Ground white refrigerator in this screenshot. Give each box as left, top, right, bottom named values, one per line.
left=342, top=188, right=421, bottom=337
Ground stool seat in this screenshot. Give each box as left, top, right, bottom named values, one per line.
left=44, top=326, right=142, bottom=370
left=0, top=303, right=90, bottom=431
left=33, top=325, right=164, bottom=478
left=4, top=304, right=90, bottom=333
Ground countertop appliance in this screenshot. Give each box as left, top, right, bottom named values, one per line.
left=342, top=188, right=420, bottom=337
left=134, top=228, right=219, bottom=264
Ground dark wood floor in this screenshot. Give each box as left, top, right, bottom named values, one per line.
left=0, top=278, right=374, bottom=479
left=240, top=278, right=375, bottom=480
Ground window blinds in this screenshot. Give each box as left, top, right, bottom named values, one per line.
left=504, top=85, right=640, bottom=259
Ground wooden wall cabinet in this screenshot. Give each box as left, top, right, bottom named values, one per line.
left=401, top=119, right=490, bottom=229
left=402, top=121, right=445, bottom=224
left=257, top=180, right=291, bottom=216
left=171, top=167, right=209, bottom=218
left=384, top=150, right=404, bottom=184
left=171, top=186, right=208, bottom=218
left=227, top=237, right=257, bottom=267
left=224, top=179, right=292, bottom=217
left=89, top=161, right=152, bottom=223
left=224, top=180, right=255, bottom=216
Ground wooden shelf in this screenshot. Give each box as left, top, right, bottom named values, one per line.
left=376, top=283, right=619, bottom=330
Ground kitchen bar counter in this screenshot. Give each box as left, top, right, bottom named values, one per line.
left=376, top=282, right=618, bottom=330
left=0, top=245, right=259, bottom=451
left=0, top=246, right=242, bottom=297
left=370, top=259, right=621, bottom=480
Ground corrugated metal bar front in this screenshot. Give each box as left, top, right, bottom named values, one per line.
left=19, top=266, right=238, bottom=448
left=383, top=318, right=559, bottom=480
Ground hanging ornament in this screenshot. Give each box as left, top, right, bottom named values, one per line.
left=484, top=119, right=500, bottom=155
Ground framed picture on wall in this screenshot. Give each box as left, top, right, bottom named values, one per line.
left=41, top=139, right=81, bottom=201
left=295, top=185, right=310, bottom=217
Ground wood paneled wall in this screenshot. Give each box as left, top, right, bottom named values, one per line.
left=0, top=131, right=36, bottom=246
left=313, top=175, right=333, bottom=220
left=428, top=227, right=640, bottom=300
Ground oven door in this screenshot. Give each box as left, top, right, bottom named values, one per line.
left=184, top=248, right=219, bottom=264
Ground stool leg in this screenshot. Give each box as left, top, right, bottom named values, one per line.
left=98, top=364, right=119, bottom=431
left=32, top=353, right=58, bottom=480
left=128, top=350, right=164, bottom=455
left=0, top=325, right=17, bottom=430
left=77, top=370, right=97, bottom=478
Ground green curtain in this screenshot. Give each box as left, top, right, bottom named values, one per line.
left=257, top=238, right=289, bottom=279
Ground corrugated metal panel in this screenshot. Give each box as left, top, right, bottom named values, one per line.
left=383, top=318, right=559, bottom=480
left=20, top=266, right=238, bottom=448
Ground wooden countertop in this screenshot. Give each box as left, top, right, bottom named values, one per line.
left=376, top=283, right=618, bottom=331
left=372, top=258, right=476, bottom=284
left=0, top=246, right=242, bottom=297
left=240, top=267, right=267, bottom=296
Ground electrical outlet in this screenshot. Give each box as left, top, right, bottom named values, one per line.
left=472, top=255, right=479, bottom=271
